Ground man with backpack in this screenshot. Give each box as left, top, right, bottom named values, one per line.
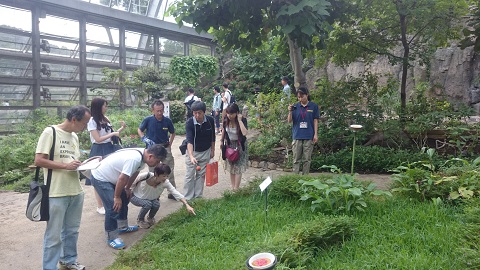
left=184, top=88, right=200, bottom=120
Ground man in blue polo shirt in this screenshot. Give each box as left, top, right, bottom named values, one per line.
left=138, top=100, right=177, bottom=199
left=287, top=87, right=319, bottom=175
left=184, top=101, right=216, bottom=200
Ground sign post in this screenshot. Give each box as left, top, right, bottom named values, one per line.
left=259, top=177, right=272, bottom=230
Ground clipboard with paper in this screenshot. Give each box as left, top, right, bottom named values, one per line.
left=77, top=156, right=102, bottom=178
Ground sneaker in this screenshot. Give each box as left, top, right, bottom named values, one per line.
left=118, top=225, right=139, bottom=234
left=58, top=261, right=86, bottom=270
left=167, top=193, right=176, bottom=200
left=108, top=238, right=125, bottom=250
left=137, top=220, right=151, bottom=229
left=96, top=207, right=105, bottom=215
left=147, top=216, right=156, bottom=226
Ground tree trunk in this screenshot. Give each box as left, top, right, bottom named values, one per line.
left=399, top=13, right=408, bottom=124
left=287, top=36, right=307, bottom=89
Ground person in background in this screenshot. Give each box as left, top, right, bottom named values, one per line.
left=130, top=164, right=196, bottom=229
left=34, top=105, right=91, bottom=270
left=184, top=101, right=216, bottom=200
left=281, top=76, right=291, bottom=99
left=90, top=145, right=167, bottom=250
left=184, top=88, right=201, bottom=119
left=221, top=103, right=249, bottom=191
left=138, top=99, right=176, bottom=200
left=287, top=87, right=319, bottom=175
left=212, top=86, right=222, bottom=135
left=87, top=98, right=126, bottom=214
left=221, top=82, right=232, bottom=119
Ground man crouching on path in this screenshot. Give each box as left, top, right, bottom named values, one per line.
left=90, top=145, right=167, bottom=250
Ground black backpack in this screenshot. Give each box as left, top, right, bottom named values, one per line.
left=185, top=96, right=195, bottom=118
left=227, top=90, right=236, bottom=104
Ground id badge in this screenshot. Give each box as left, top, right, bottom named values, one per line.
left=300, top=122, right=307, bottom=129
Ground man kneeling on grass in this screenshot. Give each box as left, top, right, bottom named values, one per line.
left=130, top=163, right=196, bottom=229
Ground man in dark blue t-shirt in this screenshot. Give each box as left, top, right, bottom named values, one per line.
left=138, top=100, right=177, bottom=195
left=184, top=101, right=216, bottom=200
left=287, top=87, right=319, bottom=175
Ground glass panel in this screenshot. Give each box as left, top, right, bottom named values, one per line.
left=40, top=86, right=79, bottom=101
left=130, top=0, right=150, bottom=15
left=0, top=85, right=30, bottom=101
left=87, top=66, right=107, bottom=81
left=39, top=15, right=79, bottom=39
left=86, top=23, right=119, bottom=46
left=0, top=30, right=30, bottom=52
left=88, top=88, right=118, bottom=100
left=126, top=50, right=154, bottom=66
left=80, top=0, right=109, bottom=6
left=40, top=40, right=79, bottom=58
left=0, top=109, right=30, bottom=132
left=190, top=43, right=211, bottom=56
left=126, top=31, right=155, bottom=51
left=86, top=45, right=118, bottom=62
left=159, top=55, right=172, bottom=70
left=0, top=58, right=31, bottom=77
left=40, top=63, right=79, bottom=80
left=161, top=38, right=183, bottom=55
left=0, top=5, right=31, bottom=31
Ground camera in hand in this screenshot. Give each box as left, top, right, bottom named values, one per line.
left=292, top=105, right=297, bottom=110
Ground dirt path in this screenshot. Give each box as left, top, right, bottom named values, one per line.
left=0, top=135, right=392, bottom=270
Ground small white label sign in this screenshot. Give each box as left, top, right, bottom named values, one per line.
left=259, top=176, right=272, bottom=192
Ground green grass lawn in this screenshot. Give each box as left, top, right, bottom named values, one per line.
left=107, top=180, right=470, bottom=270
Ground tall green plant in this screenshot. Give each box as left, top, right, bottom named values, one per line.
left=300, top=174, right=392, bottom=214
left=168, top=55, right=218, bottom=89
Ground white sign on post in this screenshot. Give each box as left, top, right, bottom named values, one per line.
left=164, top=101, right=170, bottom=118
left=259, top=176, right=272, bottom=192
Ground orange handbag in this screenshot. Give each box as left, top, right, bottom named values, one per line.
left=206, top=159, right=218, bottom=186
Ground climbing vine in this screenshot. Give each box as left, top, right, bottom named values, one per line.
left=168, top=55, right=218, bottom=89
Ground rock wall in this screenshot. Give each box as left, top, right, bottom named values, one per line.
left=306, top=45, right=480, bottom=114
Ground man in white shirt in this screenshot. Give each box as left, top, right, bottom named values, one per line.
left=212, top=86, right=222, bottom=134
left=281, top=76, right=291, bottom=99
left=184, top=88, right=201, bottom=119
left=90, top=145, right=167, bottom=250
left=221, top=82, right=232, bottom=119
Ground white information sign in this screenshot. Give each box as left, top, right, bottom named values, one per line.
left=259, top=176, right=272, bottom=192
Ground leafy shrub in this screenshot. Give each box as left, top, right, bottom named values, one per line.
left=300, top=174, right=392, bottom=214
left=12, top=171, right=35, bottom=193
left=173, top=122, right=186, bottom=136
left=391, top=157, right=480, bottom=203
left=253, top=215, right=357, bottom=268
left=266, top=175, right=319, bottom=200
left=168, top=100, right=187, bottom=123
left=311, top=145, right=445, bottom=173
left=168, top=55, right=218, bottom=88
left=312, top=75, right=392, bottom=153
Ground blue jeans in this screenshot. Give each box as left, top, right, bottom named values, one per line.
left=91, top=177, right=129, bottom=241
left=212, top=110, right=220, bottom=129
left=43, top=193, right=84, bottom=270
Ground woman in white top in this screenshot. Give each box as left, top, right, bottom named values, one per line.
left=130, top=164, right=196, bottom=229
left=221, top=103, right=248, bottom=191
left=87, top=98, right=126, bottom=214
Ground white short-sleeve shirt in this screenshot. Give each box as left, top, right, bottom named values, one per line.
left=91, top=148, right=145, bottom=184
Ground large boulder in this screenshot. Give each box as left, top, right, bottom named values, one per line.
left=306, top=45, right=480, bottom=114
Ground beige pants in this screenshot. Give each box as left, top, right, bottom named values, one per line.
left=292, top=139, right=313, bottom=175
